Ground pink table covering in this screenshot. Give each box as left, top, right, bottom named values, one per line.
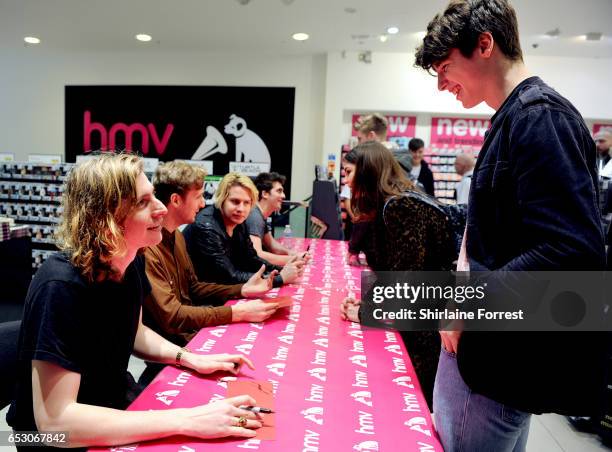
left=97, top=239, right=442, bottom=451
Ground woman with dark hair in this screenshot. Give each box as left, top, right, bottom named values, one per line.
left=340, top=141, right=455, bottom=409
left=341, top=148, right=372, bottom=265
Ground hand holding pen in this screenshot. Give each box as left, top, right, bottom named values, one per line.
left=239, top=405, right=274, bottom=414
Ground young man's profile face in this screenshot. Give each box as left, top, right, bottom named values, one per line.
left=179, top=186, right=205, bottom=224
left=263, top=181, right=285, bottom=211
left=123, top=172, right=167, bottom=250
left=434, top=48, right=485, bottom=109
left=221, top=185, right=252, bottom=226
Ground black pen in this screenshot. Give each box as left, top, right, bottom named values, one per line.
left=239, top=405, right=274, bottom=414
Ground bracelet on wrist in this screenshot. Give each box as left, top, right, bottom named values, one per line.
left=175, top=346, right=190, bottom=367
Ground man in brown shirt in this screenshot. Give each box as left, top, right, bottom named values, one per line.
left=141, top=162, right=278, bottom=384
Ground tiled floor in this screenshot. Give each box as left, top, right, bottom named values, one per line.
left=0, top=355, right=610, bottom=452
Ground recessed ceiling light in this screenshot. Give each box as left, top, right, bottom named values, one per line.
left=292, top=32, right=309, bottom=41
left=387, top=26, right=399, bottom=35
left=135, top=34, right=152, bottom=42
left=414, top=31, right=426, bottom=40
left=379, top=35, right=388, bottom=43
left=24, top=36, right=40, bottom=44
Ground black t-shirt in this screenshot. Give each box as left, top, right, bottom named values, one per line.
left=7, top=253, right=150, bottom=441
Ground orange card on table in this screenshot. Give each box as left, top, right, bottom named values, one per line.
left=227, top=380, right=276, bottom=440
left=263, top=295, right=293, bottom=308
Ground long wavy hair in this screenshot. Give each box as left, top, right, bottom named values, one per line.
left=351, top=141, right=414, bottom=222
left=56, top=153, right=143, bottom=282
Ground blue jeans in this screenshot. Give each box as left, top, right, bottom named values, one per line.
left=433, top=348, right=531, bottom=452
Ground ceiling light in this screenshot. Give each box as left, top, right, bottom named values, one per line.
left=135, top=34, right=152, bottom=42
left=292, top=32, right=309, bottom=41
left=387, top=26, right=399, bottom=35
left=414, top=31, right=426, bottom=40
left=379, top=35, right=388, bottom=43
left=24, top=36, right=40, bottom=44
left=586, top=32, right=603, bottom=41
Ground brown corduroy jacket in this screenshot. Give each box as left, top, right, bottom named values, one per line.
left=143, top=227, right=243, bottom=345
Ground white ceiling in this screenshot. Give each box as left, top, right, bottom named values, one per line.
left=1, top=0, right=611, bottom=59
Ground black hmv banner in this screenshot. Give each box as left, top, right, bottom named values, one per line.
left=65, top=85, right=295, bottom=194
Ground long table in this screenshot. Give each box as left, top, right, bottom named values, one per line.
left=97, top=238, right=442, bottom=451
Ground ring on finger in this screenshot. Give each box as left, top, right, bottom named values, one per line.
left=236, top=416, right=248, bottom=428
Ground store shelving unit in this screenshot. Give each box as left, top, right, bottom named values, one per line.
left=425, top=145, right=480, bottom=205
left=0, top=162, right=73, bottom=272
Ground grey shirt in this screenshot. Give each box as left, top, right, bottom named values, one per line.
left=245, top=205, right=270, bottom=239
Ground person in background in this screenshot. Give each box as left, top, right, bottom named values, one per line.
left=342, top=115, right=398, bottom=265
left=246, top=171, right=310, bottom=266
left=408, top=138, right=435, bottom=196
left=141, top=161, right=279, bottom=384
left=340, top=142, right=455, bottom=410
left=184, top=172, right=303, bottom=286
left=595, top=129, right=612, bottom=175
left=7, top=154, right=261, bottom=450
left=341, top=149, right=371, bottom=266
left=415, top=0, right=606, bottom=450
left=453, top=153, right=475, bottom=205
left=354, top=113, right=397, bottom=149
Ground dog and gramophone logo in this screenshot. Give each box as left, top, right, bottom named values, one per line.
left=65, top=85, right=294, bottom=179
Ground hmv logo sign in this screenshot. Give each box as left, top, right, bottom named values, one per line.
left=83, top=111, right=174, bottom=155
left=65, top=86, right=294, bottom=186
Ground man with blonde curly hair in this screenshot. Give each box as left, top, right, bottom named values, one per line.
left=8, top=154, right=263, bottom=448
left=184, top=172, right=303, bottom=286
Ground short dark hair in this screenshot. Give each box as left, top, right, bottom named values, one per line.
left=414, top=0, right=523, bottom=73
left=254, top=172, right=286, bottom=200
left=408, top=138, right=425, bottom=152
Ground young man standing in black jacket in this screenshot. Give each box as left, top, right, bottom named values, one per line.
left=415, top=1, right=606, bottom=451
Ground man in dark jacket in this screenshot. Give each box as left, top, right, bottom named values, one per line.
left=408, top=138, right=435, bottom=196
left=184, top=172, right=303, bottom=287
left=415, top=1, right=607, bottom=451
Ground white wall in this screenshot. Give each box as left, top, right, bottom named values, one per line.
left=0, top=49, right=327, bottom=200
left=2, top=47, right=612, bottom=197
left=322, top=51, right=612, bottom=174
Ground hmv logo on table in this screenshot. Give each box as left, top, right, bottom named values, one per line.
left=65, top=85, right=294, bottom=193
